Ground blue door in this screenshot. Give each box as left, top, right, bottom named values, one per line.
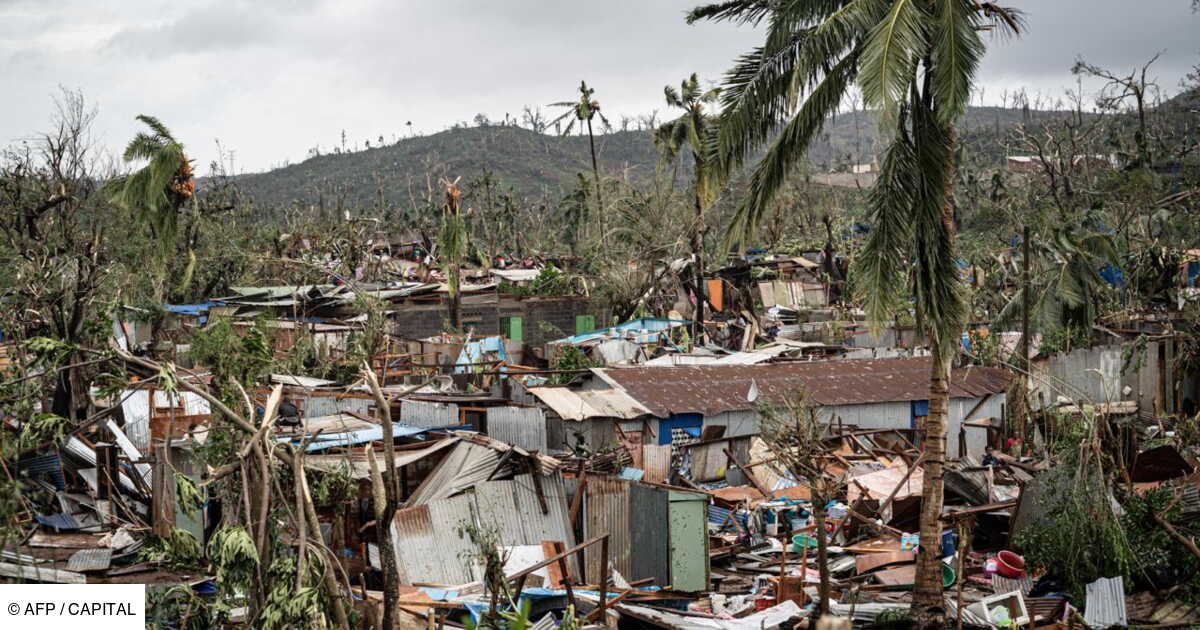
left=910, top=400, right=929, bottom=430
left=659, top=414, right=703, bottom=445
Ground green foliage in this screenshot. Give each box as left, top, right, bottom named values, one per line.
left=187, top=317, right=274, bottom=384
left=140, top=528, right=204, bottom=570
left=147, top=585, right=224, bottom=630
left=175, top=472, right=205, bottom=516
left=105, top=114, right=191, bottom=251
left=207, top=526, right=260, bottom=595
left=259, top=555, right=326, bottom=630
left=310, top=465, right=354, bottom=510
left=1122, top=487, right=1200, bottom=603
left=545, top=345, right=599, bottom=385
left=1013, top=465, right=1136, bottom=600
left=499, top=265, right=574, bottom=296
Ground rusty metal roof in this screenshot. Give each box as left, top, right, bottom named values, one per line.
left=596, top=357, right=1011, bottom=417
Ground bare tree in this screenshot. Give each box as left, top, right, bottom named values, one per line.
left=758, top=393, right=843, bottom=616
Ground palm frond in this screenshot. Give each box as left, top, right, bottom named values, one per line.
left=686, top=0, right=774, bottom=25
left=858, top=0, right=925, bottom=119
left=907, top=99, right=965, bottom=356
left=134, top=114, right=176, bottom=143
left=725, top=52, right=858, bottom=250
left=854, top=127, right=918, bottom=327
left=930, top=0, right=984, bottom=125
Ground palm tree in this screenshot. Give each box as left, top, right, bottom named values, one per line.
left=439, top=178, right=467, bottom=331
left=106, top=115, right=193, bottom=250
left=655, top=74, right=722, bottom=342
left=995, top=227, right=1119, bottom=344
left=550, top=81, right=610, bottom=244
left=689, top=1, right=1022, bottom=622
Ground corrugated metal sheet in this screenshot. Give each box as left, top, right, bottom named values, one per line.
left=20, top=453, right=65, bottom=490
left=584, top=477, right=632, bottom=583
left=642, top=445, right=672, bottom=484
left=597, top=357, right=1012, bottom=417
left=305, top=437, right=458, bottom=479
left=391, top=495, right=479, bottom=585
left=392, top=473, right=576, bottom=585
left=302, top=395, right=370, bottom=418
left=400, top=400, right=460, bottom=428
left=120, top=389, right=151, bottom=453
left=405, top=441, right=502, bottom=506
left=629, top=483, right=669, bottom=586
left=527, top=387, right=650, bottom=421
left=66, top=548, right=112, bottom=572
left=487, top=407, right=548, bottom=451
left=1085, top=576, right=1127, bottom=628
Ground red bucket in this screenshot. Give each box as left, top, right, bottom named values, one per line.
left=995, top=550, right=1026, bottom=578
left=755, top=597, right=776, bottom=611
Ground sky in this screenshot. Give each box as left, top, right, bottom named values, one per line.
left=2, top=0, right=1197, bottom=173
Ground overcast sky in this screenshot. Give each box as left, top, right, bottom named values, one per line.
left=2, top=0, right=1197, bottom=173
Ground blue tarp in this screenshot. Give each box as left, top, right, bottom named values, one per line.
left=164, top=302, right=215, bottom=325
left=276, top=424, right=429, bottom=452
left=551, top=317, right=690, bottom=346
left=1100, top=264, right=1126, bottom=288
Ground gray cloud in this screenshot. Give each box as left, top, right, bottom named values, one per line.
left=1, top=0, right=1197, bottom=173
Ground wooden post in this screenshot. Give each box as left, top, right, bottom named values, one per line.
left=599, top=536, right=610, bottom=625
left=151, top=442, right=175, bottom=537
left=1020, top=224, right=1031, bottom=450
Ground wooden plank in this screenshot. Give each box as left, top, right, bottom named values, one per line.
left=0, top=562, right=86, bottom=584
left=855, top=551, right=916, bottom=575
left=541, top=541, right=565, bottom=589
left=873, top=565, right=916, bottom=587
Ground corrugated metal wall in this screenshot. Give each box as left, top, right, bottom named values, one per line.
left=400, top=400, right=460, bottom=428
left=584, top=476, right=632, bottom=583
left=1031, top=342, right=1172, bottom=414
left=642, top=445, right=672, bottom=483
left=302, top=395, right=371, bottom=419
left=391, top=494, right=479, bottom=585
left=629, top=484, right=669, bottom=585
left=486, top=407, right=548, bottom=451
left=392, top=472, right=576, bottom=585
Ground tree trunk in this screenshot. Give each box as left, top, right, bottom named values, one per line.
left=812, top=503, right=832, bottom=617
left=913, top=348, right=951, bottom=624
left=692, top=189, right=706, bottom=345
left=913, top=121, right=958, bottom=627
left=586, top=118, right=604, bottom=246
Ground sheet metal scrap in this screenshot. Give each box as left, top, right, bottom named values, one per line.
left=67, top=548, right=113, bottom=573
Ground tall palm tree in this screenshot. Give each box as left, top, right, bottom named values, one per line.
left=550, top=81, right=610, bottom=244
left=655, top=74, right=722, bottom=342
left=106, top=115, right=193, bottom=250
left=689, top=1, right=1022, bottom=622
left=995, top=227, right=1119, bottom=340
left=439, top=178, right=467, bottom=331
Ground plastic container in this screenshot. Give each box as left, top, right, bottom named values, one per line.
left=754, top=596, right=776, bottom=611
left=942, top=563, right=956, bottom=588
left=792, top=534, right=818, bottom=553
left=994, top=551, right=1026, bottom=578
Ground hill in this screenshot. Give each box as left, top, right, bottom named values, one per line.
left=226, top=106, right=1040, bottom=209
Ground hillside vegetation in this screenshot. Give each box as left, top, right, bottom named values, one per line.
left=227, top=105, right=1043, bottom=208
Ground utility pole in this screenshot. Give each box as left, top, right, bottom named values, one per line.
left=1019, top=224, right=1031, bottom=451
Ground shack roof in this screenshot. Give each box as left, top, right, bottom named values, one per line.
left=594, top=357, right=1011, bottom=417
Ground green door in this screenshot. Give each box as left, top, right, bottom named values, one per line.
left=501, top=316, right=523, bottom=342
left=667, top=491, right=709, bottom=591
left=574, top=314, right=595, bottom=334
